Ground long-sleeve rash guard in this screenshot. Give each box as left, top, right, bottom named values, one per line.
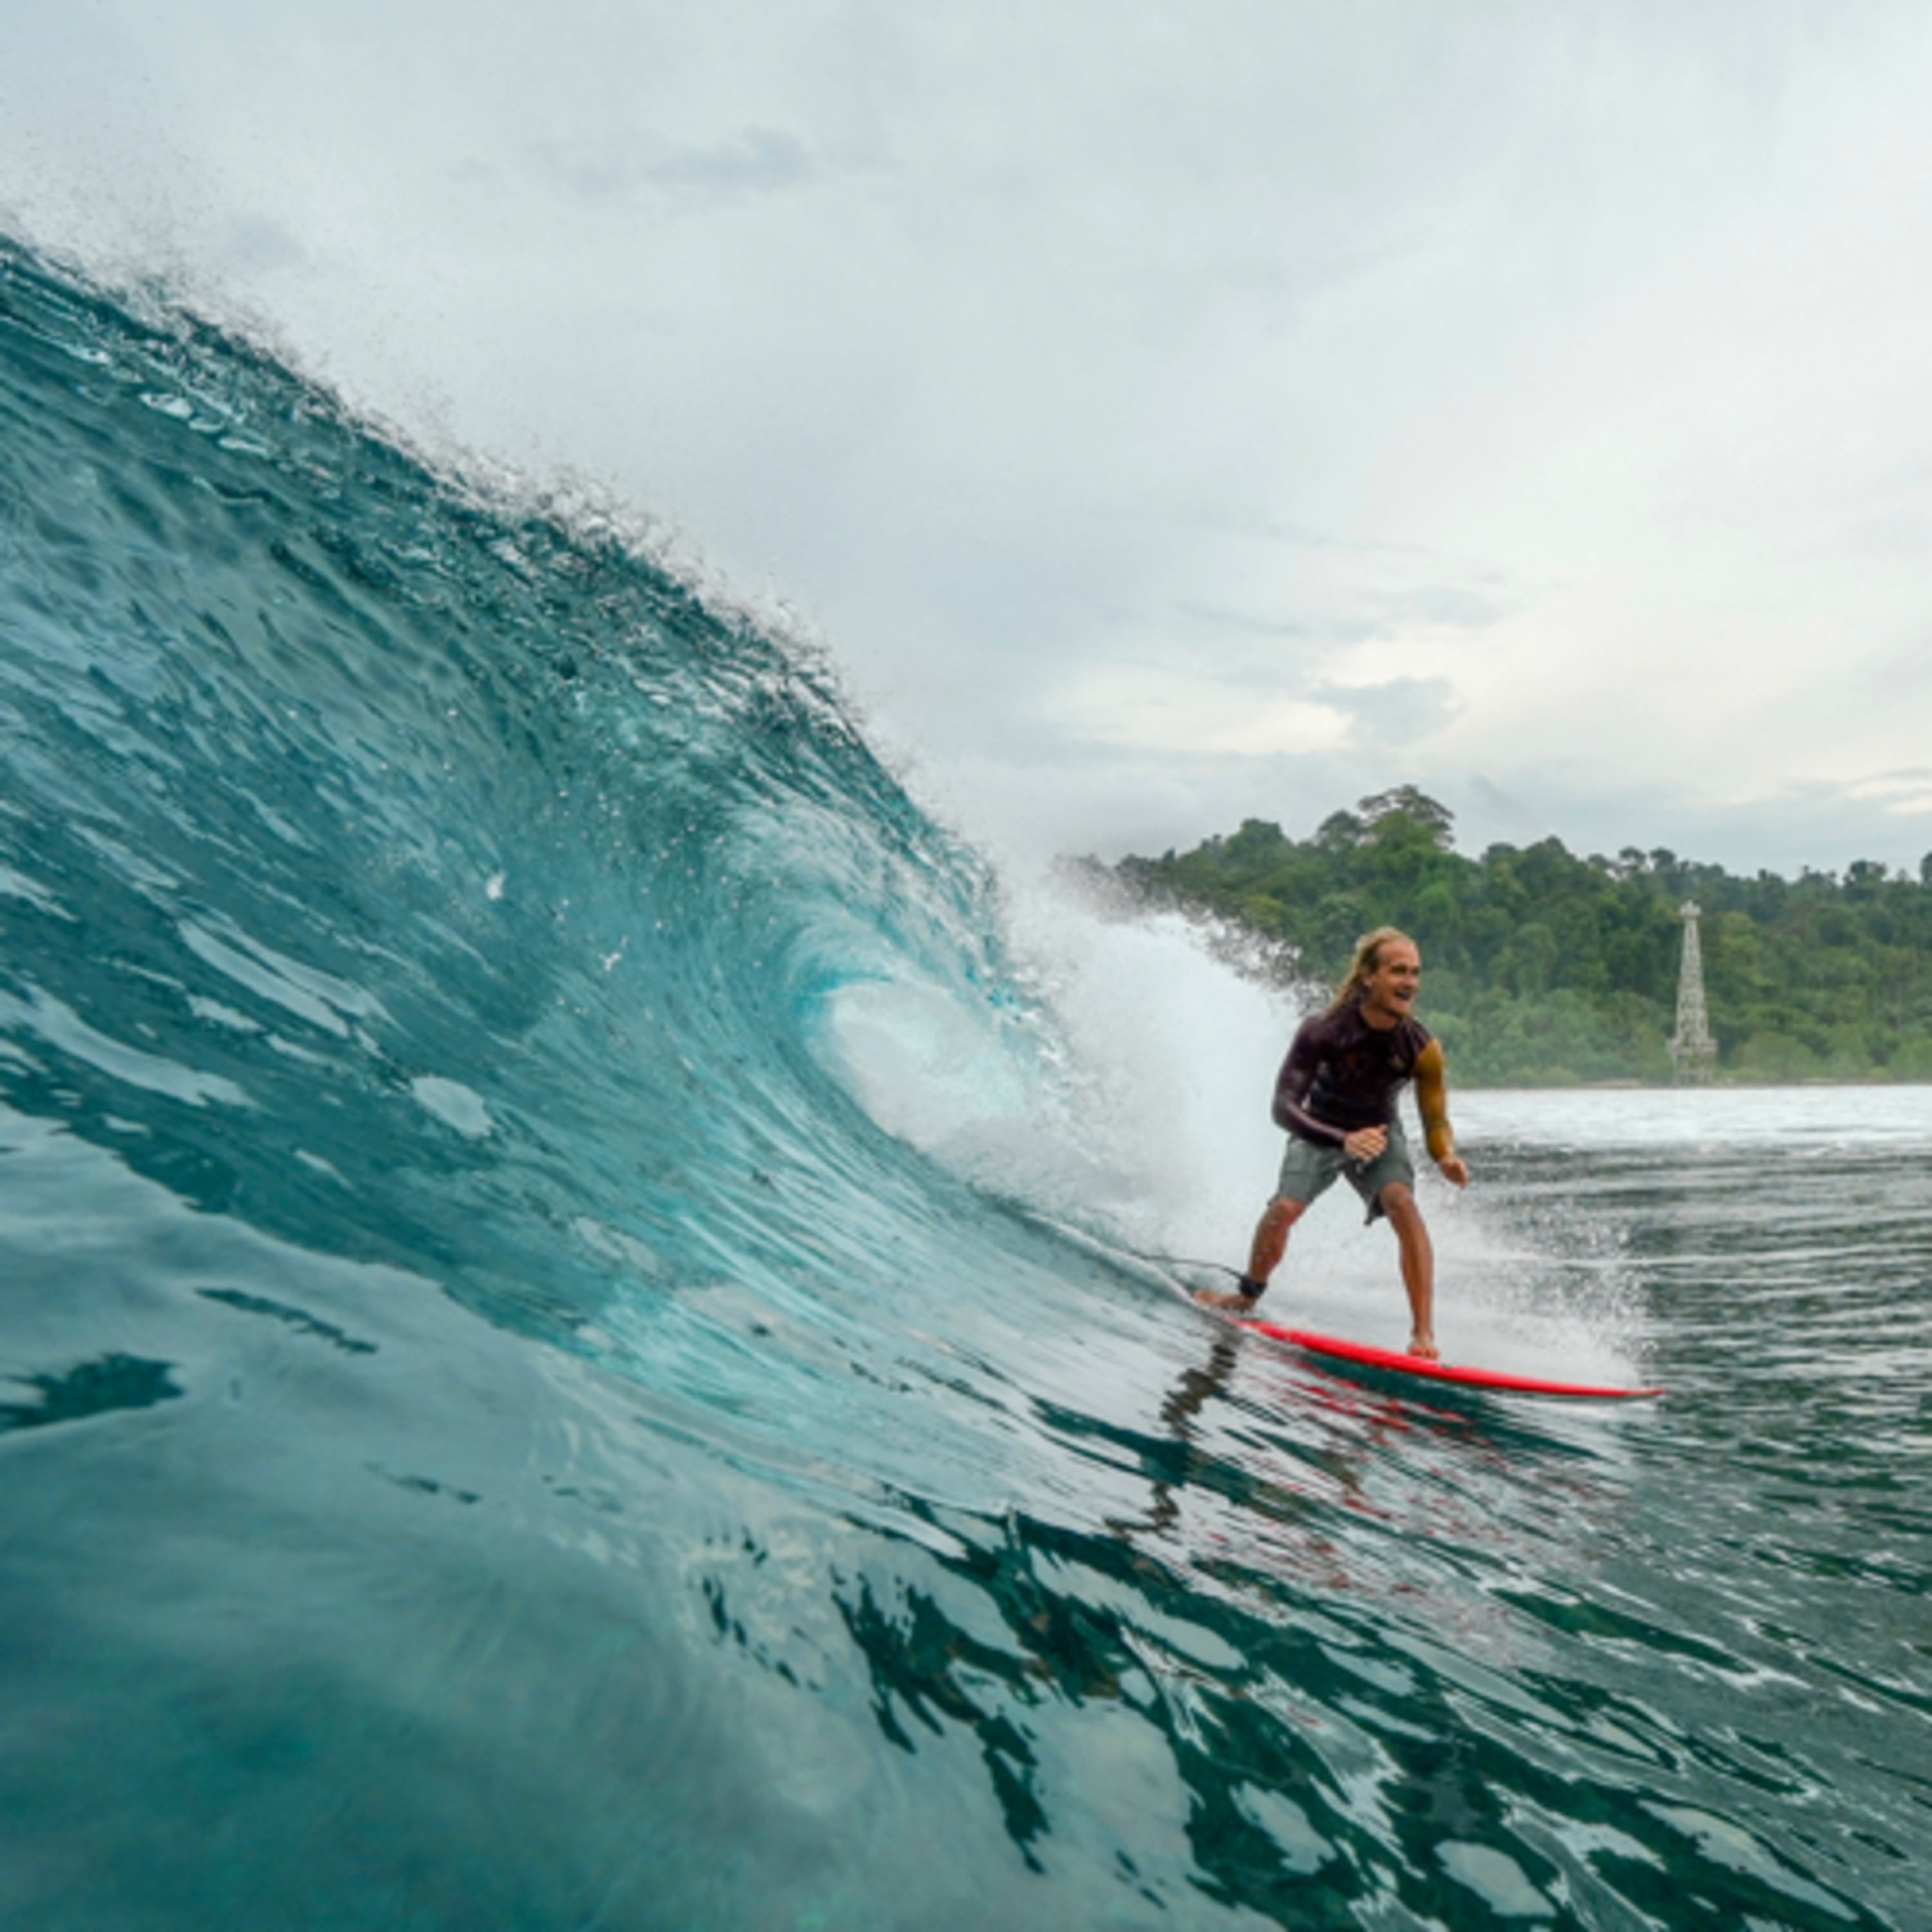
left=1272, top=1003, right=1434, bottom=1146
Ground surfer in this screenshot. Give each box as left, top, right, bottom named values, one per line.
left=1197, top=927, right=1468, bottom=1358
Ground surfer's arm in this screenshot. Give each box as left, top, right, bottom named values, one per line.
left=1271, top=1025, right=1347, bottom=1146
left=1414, top=1040, right=1468, bottom=1186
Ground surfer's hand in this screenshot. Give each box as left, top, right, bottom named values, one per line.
left=1343, top=1124, right=1387, bottom=1162
left=1437, top=1154, right=1470, bottom=1188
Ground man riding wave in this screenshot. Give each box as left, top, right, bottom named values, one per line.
left=1196, top=927, right=1469, bottom=1358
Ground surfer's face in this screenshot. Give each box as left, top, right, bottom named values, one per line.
left=1360, top=941, right=1421, bottom=1023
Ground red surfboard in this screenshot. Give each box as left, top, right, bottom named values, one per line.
left=1238, top=1318, right=1663, bottom=1401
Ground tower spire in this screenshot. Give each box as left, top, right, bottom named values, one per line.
left=1669, top=900, right=1716, bottom=1082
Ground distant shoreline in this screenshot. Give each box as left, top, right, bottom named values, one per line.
left=1456, top=1075, right=1932, bottom=1092
left=1111, top=790, right=1932, bottom=1090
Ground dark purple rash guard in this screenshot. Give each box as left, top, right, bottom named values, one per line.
left=1272, top=1002, right=1434, bottom=1147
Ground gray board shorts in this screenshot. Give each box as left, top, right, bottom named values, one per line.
left=1274, top=1118, right=1415, bottom=1224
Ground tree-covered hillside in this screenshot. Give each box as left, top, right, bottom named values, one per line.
left=1115, top=788, right=1932, bottom=1086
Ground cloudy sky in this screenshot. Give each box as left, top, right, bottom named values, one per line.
left=8, top=1, right=1932, bottom=876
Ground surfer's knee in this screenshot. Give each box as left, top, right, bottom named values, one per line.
left=1379, top=1181, right=1420, bottom=1224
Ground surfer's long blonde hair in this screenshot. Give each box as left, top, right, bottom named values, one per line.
left=1326, top=927, right=1416, bottom=1014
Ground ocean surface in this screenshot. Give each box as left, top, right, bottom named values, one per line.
left=3, top=240, right=1928, bottom=1931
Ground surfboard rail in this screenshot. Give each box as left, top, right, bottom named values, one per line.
left=1238, top=1318, right=1664, bottom=1401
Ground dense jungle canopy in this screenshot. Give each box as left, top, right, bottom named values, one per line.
left=1113, top=788, right=1932, bottom=1086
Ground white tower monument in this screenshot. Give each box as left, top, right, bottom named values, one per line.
left=1669, top=901, right=1717, bottom=1083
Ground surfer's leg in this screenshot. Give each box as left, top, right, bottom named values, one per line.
left=1195, top=1196, right=1305, bottom=1310
left=1379, top=1182, right=1437, bottom=1358
left=1200, top=1136, right=1338, bottom=1311
left=1248, top=1194, right=1303, bottom=1283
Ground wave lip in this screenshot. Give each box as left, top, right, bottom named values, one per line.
left=0, top=234, right=1025, bottom=1353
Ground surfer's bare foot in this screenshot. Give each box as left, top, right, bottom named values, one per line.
left=1408, top=1332, right=1439, bottom=1360
left=1195, top=1287, right=1260, bottom=1312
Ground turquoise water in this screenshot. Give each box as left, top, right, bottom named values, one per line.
left=2, top=242, right=1927, bottom=1929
